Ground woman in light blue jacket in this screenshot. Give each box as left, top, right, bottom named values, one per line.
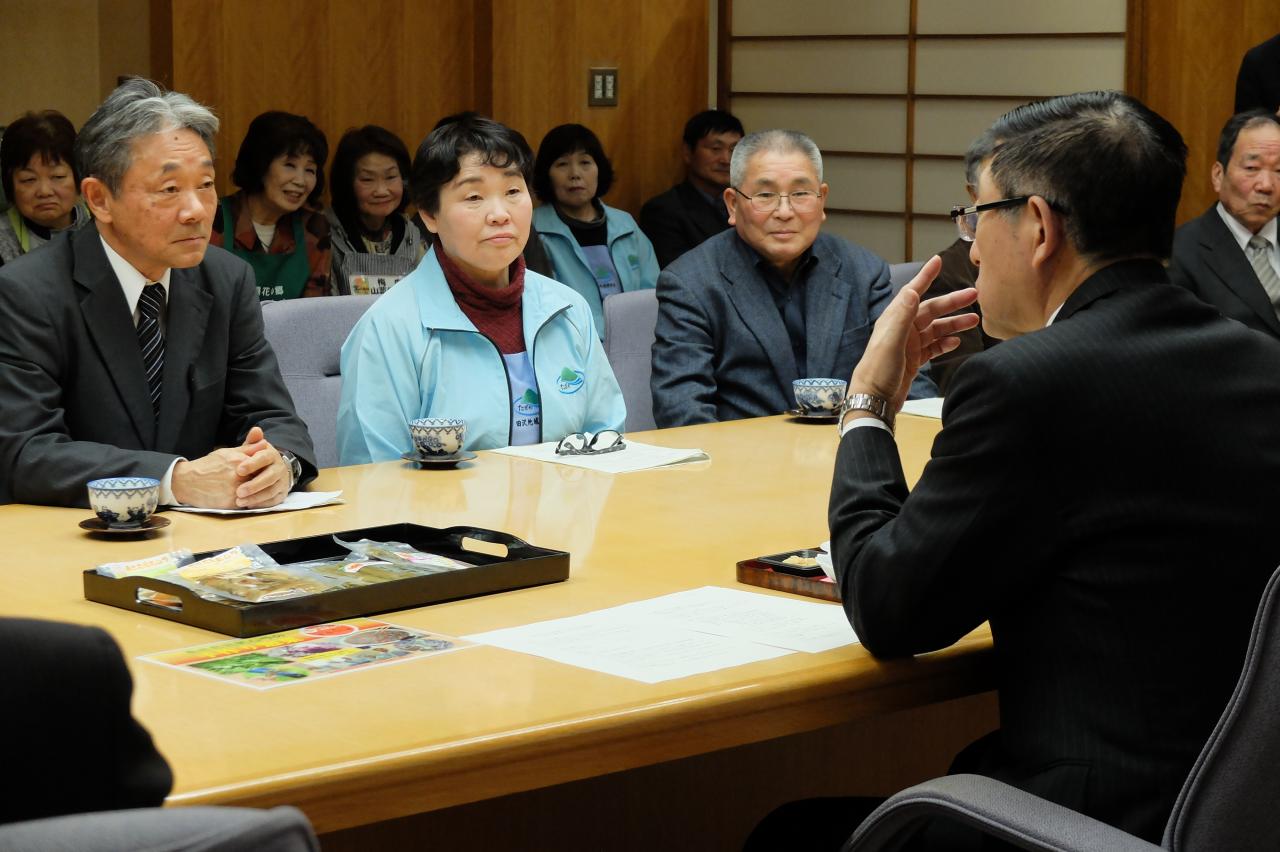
left=531, top=124, right=659, bottom=337
left=337, top=113, right=626, bottom=465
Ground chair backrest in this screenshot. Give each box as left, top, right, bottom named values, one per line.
left=602, top=289, right=658, bottom=432
left=889, top=261, right=925, bottom=295
left=260, top=295, right=380, bottom=468
left=1163, top=562, right=1280, bottom=851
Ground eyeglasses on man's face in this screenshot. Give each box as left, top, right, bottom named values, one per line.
left=554, top=430, right=626, bottom=456
left=949, top=196, right=1030, bottom=242
left=732, top=186, right=823, bottom=214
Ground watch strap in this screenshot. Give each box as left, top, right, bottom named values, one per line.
left=838, top=392, right=894, bottom=435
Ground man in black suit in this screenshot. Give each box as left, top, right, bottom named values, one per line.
left=639, top=109, right=743, bottom=268
left=822, top=92, right=1280, bottom=847
left=0, top=79, right=315, bottom=508
left=1169, top=110, right=1280, bottom=338
left=1235, top=33, right=1280, bottom=114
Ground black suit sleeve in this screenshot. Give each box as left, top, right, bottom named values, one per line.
left=0, top=280, right=179, bottom=506
left=0, top=618, right=172, bottom=824
left=827, top=355, right=1052, bottom=657
left=1236, top=50, right=1265, bottom=113
left=217, top=262, right=318, bottom=484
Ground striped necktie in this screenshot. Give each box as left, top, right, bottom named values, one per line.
left=137, top=283, right=166, bottom=418
left=1246, top=235, right=1280, bottom=321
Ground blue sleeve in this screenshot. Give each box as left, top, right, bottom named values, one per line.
left=651, top=265, right=720, bottom=427
left=580, top=308, right=628, bottom=433
left=634, top=229, right=661, bottom=290
left=336, top=308, right=424, bottom=464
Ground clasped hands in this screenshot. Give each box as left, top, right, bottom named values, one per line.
left=171, top=425, right=292, bottom=509
left=848, top=256, right=981, bottom=418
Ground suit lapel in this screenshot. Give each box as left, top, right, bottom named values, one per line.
left=722, top=239, right=799, bottom=388
left=803, top=246, right=846, bottom=378
left=155, top=266, right=212, bottom=451
left=1200, top=211, right=1280, bottom=337
left=74, top=229, right=156, bottom=447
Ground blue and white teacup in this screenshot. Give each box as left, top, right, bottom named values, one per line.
left=86, top=477, right=160, bottom=528
left=410, top=418, right=467, bottom=457
left=793, top=378, right=848, bottom=414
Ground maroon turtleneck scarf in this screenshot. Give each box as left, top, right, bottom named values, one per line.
left=434, top=237, right=528, bottom=354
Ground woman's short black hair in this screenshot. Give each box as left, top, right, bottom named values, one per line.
left=231, top=111, right=328, bottom=207
left=1, top=110, right=78, bottom=200
left=409, top=112, right=533, bottom=216
left=532, top=123, right=614, bottom=204
left=329, top=125, right=411, bottom=233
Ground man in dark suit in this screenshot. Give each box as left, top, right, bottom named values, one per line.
left=818, top=91, right=1280, bottom=848
left=1235, top=33, right=1280, bottom=114
left=0, top=79, right=315, bottom=508
left=639, top=109, right=743, bottom=268
left=1169, top=110, right=1280, bottom=338
left=651, top=129, right=936, bottom=428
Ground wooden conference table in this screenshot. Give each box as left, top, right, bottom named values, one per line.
left=0, top=414, right=996, bottom=850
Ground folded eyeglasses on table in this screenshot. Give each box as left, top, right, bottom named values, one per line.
left=554, top=430, right=626, bottom=456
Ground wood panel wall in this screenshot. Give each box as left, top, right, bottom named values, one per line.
left=172, top=0, right=480, bottom=197
left=166, top=0, right=708, bottom=216
left=1129, top=1, right=1280, bottom=224
left=490, top=0, right=709, bottom=215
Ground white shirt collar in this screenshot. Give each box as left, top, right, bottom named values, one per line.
left=1216, top=202, right=1279, bottom=254
left=99, top=234, right=171, bottom=321
left=1045, top=302, right=1065, bottom=327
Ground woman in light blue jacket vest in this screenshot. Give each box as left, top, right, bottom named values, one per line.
left=337, top=114, right=625, bottom=465
left=531, top=124, right=659, bottom=337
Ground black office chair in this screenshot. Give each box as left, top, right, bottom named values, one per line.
left=0, top=805, right=319, bottom=851
left=842, top=563, right=1280, bottom=852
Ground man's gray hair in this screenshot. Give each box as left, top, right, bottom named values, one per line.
left=729, top=128, right=823, bottom=188
left=75, top=78, right=219, bottom=195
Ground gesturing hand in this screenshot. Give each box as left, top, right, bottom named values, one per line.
left=850, top=256, right=981, bottom=411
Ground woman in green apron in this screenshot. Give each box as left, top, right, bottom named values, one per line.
left=210, top=111, right=332, bottom=300
left=0, top=111, right=91, bottom=266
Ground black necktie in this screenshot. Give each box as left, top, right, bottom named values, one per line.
left=137, top=283, right=166, bottom=418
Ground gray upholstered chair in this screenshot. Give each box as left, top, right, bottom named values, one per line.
left=843, top=562, right=1280, bottom=852
left=602, top=289, right=658, bottom=432
left=0, top=805, right=319, bottom=851
left=889, top=261, right=925, bottom=295
left=260, top=295, right=379, bottom=468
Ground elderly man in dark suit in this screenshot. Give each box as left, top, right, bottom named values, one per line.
left=0, top=79, right=315, bottom=508
left=651, top=129, right=936, bottom=428
left=1169, top=110, right=1280, bottom=338
left=639, top=109, right=743, bottom=268
left=788, top=92, right=1280, bottom=850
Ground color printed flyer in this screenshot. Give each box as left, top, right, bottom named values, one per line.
left=141, top=618, right=470, bottom=689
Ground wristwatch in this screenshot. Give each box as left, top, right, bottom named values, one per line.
left=279, top=449, right=302, bottom=489
left=838, top=392, right=894, bottom=435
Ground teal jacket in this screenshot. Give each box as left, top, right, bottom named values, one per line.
left=532, top=203, right=660, bottom=336
left=337, top=248, right=627, bottom=464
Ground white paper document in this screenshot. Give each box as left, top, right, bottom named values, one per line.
left=489, top=440, right=708, bottom=473
left=464, top=586, right=857, bottom=683
left=621, top=586, right=857, bottom=654
left=900, top=397, right=945, bottom=419
left=169, top=490, right=344, bottom=516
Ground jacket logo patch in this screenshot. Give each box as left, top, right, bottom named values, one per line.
left=557, top=368, right=585, bottom=394
left=514, top=388, right=541, bottom=417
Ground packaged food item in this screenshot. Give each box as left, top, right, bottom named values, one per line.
left=96, top=549, right=194, bottom=579
left=173, top=544, right=338, bottom=603
left=333, top=537, right=472, bottom=574
left=288, top=558, right=423, bottom=588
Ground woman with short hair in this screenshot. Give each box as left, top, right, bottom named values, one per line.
left=337, top=113, right=625, bottom=464
left=326, top=125, right=425, bottom=295
left=211, top=111, right=332, bottom=299
left=0, top=111, right=90, bottom=265
left=531, top=123, right=659, bottom=336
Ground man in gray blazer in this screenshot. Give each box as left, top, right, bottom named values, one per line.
left=0, top=79, right=315, bottom=508
left=1169, top=109, right=1280, bottom=338
left=651, top=129, right=936, bottom=428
